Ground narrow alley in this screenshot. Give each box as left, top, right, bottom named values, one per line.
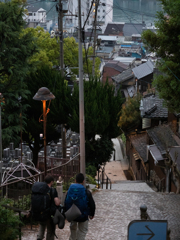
left=22, top=161, right=180, bottom=240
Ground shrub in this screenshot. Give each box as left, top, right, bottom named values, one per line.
left=0, top=197, right=22, bottom=240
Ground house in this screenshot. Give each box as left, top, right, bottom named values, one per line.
left=25, top=6, right=46, bottom=23
left=139, top=93, right=168, bottom=129
left=147, top=125, right=180, bottom=193
left=97, top=35, right=118, bottom=47
left=123, top=23, right=146, bottom=37
left=126, top=132, right=148, bottom=181
left=102, top=60, right=128, bottom=84
left=112, top=68, right=135, bottom=97
left=104, top=22, right=124, bottom=36
left=132, top=60, right=154, bottom=92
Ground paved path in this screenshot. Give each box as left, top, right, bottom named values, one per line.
left=22, top=181, right=180, bottom=240
left=97, top=161, right=127, bottom=182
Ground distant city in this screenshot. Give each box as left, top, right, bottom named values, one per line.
left=26, top=0, right=162, bottom=26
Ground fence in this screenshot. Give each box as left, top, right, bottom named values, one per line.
left=0, top=153, right=80, bottom=203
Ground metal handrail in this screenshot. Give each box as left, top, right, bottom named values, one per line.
left=97, top=164, right=112, bottom=189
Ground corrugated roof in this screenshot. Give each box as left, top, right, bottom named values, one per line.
left=98, top=35, right=117, bottom=41
left=130, top=133, right=148, bottom=162
left=132, top=60, right=154, bottom=79
left=149, top=145, right=164, bottom=164
left=147, top=125, right=179, bottom=155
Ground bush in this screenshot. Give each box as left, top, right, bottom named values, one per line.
left=0, top=197, right=22, bottom=240
left=86, top=175, right=96, bottom=185
left=86, top=165, right=97, bottom=178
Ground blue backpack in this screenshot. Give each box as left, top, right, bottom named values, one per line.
left=65, top=183, right=89, bottom=221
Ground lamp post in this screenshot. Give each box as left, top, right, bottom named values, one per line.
left=33, top=87, right=55, bottom=176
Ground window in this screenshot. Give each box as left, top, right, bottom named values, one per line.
left=103, top=10, right=105, bottom=12
left=34, top=13, right=36, bottom=16
left=29, top=13, right=32, bottom=16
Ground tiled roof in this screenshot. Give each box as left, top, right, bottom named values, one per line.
left=147, top=125, right=179, bottom=154
left=132, top=60, right=154, bottom=79
left=104, top=61, right=128, bottom=73
left=112, top=68, right=135, bottom=84
left=130, top=133, right=148, bottom=162
left=104, top=23, right=124, bottom=35
left=123, top=23, right=146, bottom=36
left=142, top=94, right=168, bottom=119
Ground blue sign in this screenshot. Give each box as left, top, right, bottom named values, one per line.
left=128, top=220, right=167, bottom=240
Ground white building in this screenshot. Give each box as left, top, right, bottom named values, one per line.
left=64, top=0, right=113, bottom=32
left=24, top=6, right=46, bottom=23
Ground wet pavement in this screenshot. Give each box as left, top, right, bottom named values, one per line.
left=22, top=180, right=180, bottom=240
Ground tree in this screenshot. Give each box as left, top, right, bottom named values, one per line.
left=23, top=27, right=59, bottom=68
left=68, top=78, right=123, bottom=165
left=22, top=66, right=72, bottom=166
left=0, top=1, right=37, bottom=147
left=118, top=94, right=142, bottom=133
left=22, top=29, right=101, bottom=77
left=141, top=0, right=180, bottom=112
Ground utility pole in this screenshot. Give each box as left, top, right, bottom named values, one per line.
left=0, top=94, right=2, bottom=184
left=78, top=0, right=86, bottom=179
left=58, top=0, right=64, bottom=76
left=92, top=0, right=100, bottom=75
left=58, top=0, right=67, bottom=158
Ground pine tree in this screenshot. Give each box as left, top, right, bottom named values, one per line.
left=141, top=0, right=180, bottom=112
left=0, top=2, right=37, bottom=147
left=68, top=78, right=123, bottom=165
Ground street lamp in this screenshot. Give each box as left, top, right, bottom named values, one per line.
left=33, top=87, right=55, bottom=176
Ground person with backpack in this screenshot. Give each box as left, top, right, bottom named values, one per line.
left=31, top=175, right=61, bottom=240
left=64, top=173, right=96, bottom=240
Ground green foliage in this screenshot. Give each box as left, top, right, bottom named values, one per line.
left=86, top=165, right=97, bottom=178
left=69, top=78, right=123, bottom=140
left=23, top=27, right=59, bottom=68
left=0, top=197, right=22, bottom=240
left=85, top=135, right=114, bottom=166
left=13, top=195, right=31, bottom=211
left=120, top=133, right=126, bottom=144
left=0, top=1, right=37, bottom=147
left=86, top=175, right=96, bottom=185
left=22, top=66, right=72, bottom=166
left=141, top=0, right=180, bottom=112
left=63, top=176, right=75, bottom=192
left=118, top=94, right=142, bottom=133
left=68, top=78, right=123, bottom=165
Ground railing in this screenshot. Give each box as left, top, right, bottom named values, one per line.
left=0, top=153, right=80, bottom=201
left=97, top=164, right=112, bottom=190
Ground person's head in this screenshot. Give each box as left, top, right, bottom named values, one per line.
left=75, top=173, right=84, bottom=184
left=44, top=175, right=54, bottom=186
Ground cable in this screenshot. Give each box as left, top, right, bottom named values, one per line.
left=25, top=3, right=56, bottom=24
